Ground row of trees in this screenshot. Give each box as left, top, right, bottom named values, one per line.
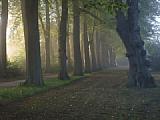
left=0, top=0, right=119, bottom=85
left=0, top=0, right=159, bottom=88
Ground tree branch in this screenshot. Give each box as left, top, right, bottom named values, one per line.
left=79, top=8, right=106, bottom=24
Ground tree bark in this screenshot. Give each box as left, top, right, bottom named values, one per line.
left=72, top=0, right=83, bottom=76
left=116, top=0, right=155, bottom=88
left=0, top=0, right=8, bottom=77
left=83, top=14, right=91, bottom=73
left=58, top=0, right=69, bottom=80
left=45, top=0, right=51, bottom=72
left=21, top=0, right=43, bottom=85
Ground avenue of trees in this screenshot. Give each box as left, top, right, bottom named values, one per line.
left=0, top=0, right=160, bottom=88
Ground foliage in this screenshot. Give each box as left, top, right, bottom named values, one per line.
left=5, top=61, right=24, bottom=78
left=140, top=0, right=160, bottom=41
left=83, top=0, right=127, bottom=14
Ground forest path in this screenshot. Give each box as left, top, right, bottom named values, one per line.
left=1, top=70, right=160, bottom=120
left=0, top=66, right=128, bottom=87
left=0, top=73, right=57, bottom=87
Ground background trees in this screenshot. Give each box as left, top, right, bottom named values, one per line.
left=0, top=0, right=159, bottom=88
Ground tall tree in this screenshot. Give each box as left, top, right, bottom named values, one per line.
left=95, top=31, right=102, bottom=70
left=45, top=0, right=51, bottom=72
left=0, top=0, right=8, bottom=77
left=66, top=24, right=72, bottom=68
left=72, top=0, right=83, bottom=76
left=58, top=0, right=69, bottom=80
left=21, top=0, right=43, bottom=85
left=116, top=0, right=155, bottom=88
left=109, top=47, right=117, bottom=67
left=83, top=14, right=91, bottom=73
left=89, top=31, right=97, bottom=72
left=66, top=33, right=72, bottom=68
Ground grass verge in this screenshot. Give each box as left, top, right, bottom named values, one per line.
left=0, top=75, right=90, bottom=104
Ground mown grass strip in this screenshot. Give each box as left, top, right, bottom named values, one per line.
left=0, top=74, right=90, bottom=103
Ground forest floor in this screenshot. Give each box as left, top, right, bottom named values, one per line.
left=0, top=70, right=160, bottom=120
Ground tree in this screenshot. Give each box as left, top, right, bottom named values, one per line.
left=109, top=47, right=117, bottom=67
left=58, top=0, right=70, bottom=80
left=89, top=32, right=97, bottom=71
left=83, top=14, right=91, bottom=73
left=95, top=31, right=102, bottom=70
left=83, top=0, right=156, bottom=88
left=116, top=0, right=155, bottom=88
left=45, top=0, right=51, bottom=72
left=0, top=0, right=8, bottom=77
left=72, top=0, right=83, bottom=76
left=21, top=0, right=43, bottom=85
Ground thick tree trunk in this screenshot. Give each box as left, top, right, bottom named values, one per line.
left=83, top=14, right=91, bottom=73
left=0, top=0, right=8, bottom=77
left=45, top=0, right=51, bottom=72
left=58, top=0, right=69, bottom=80
left=116, top=0, right=155, bottom=88
left=21, top=0, right=43, bottom=85
left=72, top=0, right=83, bottom=76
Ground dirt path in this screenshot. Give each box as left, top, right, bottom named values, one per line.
left=0, top=67, right=127, bottom=87
left=0, top=74, right=57, bottom=87
left=0, top=70, right=160, bottom=120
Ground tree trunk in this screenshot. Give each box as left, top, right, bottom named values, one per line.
left=45, top=0, right=51, bottom=72
left=116, top=0, right=155, bottom=88
left=109, top=47, right=117, bottom=67
left=21, top=0, right=43, bottom=85
left=83, top=14, right=91, bottom=73
left=66, top=24, right=73, bottom=70
left=0, top=0, right=8, bottom=77
left=72, top=0, right=83, bottom=76
left=101, top=42, right=109, bottom=68
left=95, top=31, right=102, bottom=70
left=55, top=0, right=61, bottom=65
left=50, top=35, right=54, bottom=66
left=55, top=0, right=60, bottom=28
left=58, top=0, right=69, bottom=80
left=80, top=27, right=85, bottom=72
left=89, top=32, right=97, bottom=72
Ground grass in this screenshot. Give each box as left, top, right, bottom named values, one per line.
left=0, top=75, right=90, bottom=104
